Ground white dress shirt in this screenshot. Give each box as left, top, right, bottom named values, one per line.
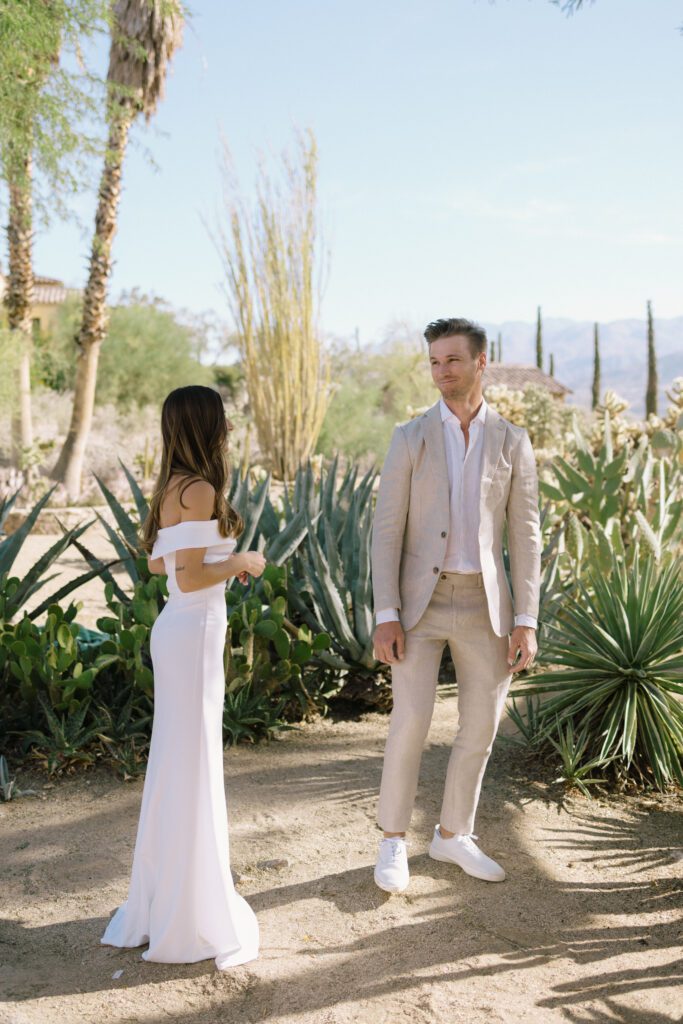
left=375, top=396, right=537, bottom=629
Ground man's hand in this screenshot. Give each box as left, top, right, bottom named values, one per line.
left=507, top=625, right=537, bottom=673
left=374, top=621, right=406, bottom=664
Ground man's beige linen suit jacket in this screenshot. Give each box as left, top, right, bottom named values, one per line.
left=371, top=400, right=542, bottom=637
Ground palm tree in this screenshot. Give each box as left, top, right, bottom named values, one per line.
left=52, top=0, right=184, bottom=499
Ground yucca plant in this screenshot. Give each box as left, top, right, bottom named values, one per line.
left=549, top=717, right=612, bottom=797
left=506, top=694, right=545, bottom=749
left=518, top=548, right=683, bottom=790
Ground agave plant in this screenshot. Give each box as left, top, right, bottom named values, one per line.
left=222, top=682, right=293, bottom=746
left=518, top=548, right=683, bottom=790
left=17, top=694, right=103, bottom=775
left=283, top=457, right=380, bottom=673
left=0, top=484, right=109, bottom=624
left=94, top=689, right=152, bottom=780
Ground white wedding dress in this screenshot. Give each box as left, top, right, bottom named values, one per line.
left=101, top=519, right=259, bottom=969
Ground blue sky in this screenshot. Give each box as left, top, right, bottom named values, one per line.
left=32, top=0, right=683, bottom=345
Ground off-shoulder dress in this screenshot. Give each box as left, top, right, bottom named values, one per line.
left=100, top=519, right=259, bottom=969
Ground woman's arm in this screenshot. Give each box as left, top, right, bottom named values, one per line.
left=147, top=555, right=166, bottom=575
left=169, top=480, right=264, bottom=594
left=175, top=550, right=247, bottom=593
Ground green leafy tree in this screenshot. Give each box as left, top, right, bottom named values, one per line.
left=0, top=0, right=105, bottom=471
left=316, top=333, right=435, bottom=462
left=34, top=293, right=212, bottom=408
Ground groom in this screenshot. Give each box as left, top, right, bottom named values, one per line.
left=371, top=317, right=541, bottom=891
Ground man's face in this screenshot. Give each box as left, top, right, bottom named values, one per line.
left=429, top=334, right=485, bottom=400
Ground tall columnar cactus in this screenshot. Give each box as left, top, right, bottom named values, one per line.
left=592, top=322, right=601, bottom=410
left=536, top=306, right=543, bottom=369
left=646, top=300, right=658, bottom=417
left=497, top=331, right=502, bottom=363
left=489, top=338, right=495, bottom=362
left=549, top=353, right=555, bottom=377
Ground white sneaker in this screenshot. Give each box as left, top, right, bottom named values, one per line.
left=374, top=836, right=409, bottom=893
left=429, top=826, right=506, bottom=882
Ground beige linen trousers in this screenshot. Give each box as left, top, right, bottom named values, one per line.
left=371, top=400, right=541, bottom=835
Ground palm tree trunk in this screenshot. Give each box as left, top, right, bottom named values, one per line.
left=51, top=110, right=131, bottom=499
left=6, top=152, right=35, bottom=475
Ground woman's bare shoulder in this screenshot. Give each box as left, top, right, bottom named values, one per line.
left=160, top=474, right=215, bottom=527
left=178, top=478, right=215, bottom=521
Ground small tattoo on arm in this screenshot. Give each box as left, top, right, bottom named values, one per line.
left=176, top=564, right=185, bottom=572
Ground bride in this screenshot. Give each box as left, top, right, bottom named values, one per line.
left=101, top=384, right=265, bottom=969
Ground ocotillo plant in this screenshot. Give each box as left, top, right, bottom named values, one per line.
left=215, top=129, right=331, bottom=480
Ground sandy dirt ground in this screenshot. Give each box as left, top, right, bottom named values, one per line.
left=1, top=699, right=682, bottom=1024
left=2, top=529, right=682, bottom=1023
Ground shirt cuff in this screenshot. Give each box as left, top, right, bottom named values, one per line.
left=375, top=607, right=400, bottom=624
left=514, top=614, right=537, bottom=629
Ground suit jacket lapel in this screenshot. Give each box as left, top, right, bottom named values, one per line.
left=481, top=404, right=507, bottom=486
left=422, top=401, right=450, bottom=509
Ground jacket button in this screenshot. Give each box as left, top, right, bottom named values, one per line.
left=433, top=567, right=439, bottom=574
left=441, top=531, right=447, bottom=538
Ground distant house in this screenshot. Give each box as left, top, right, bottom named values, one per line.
left=0, top=268, right=78, bottom=336
left=483, top=364, right=572, bottom=402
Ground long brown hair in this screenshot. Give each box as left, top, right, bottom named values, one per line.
left=140, top=385, right=244, bottom=554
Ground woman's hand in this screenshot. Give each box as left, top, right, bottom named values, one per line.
left=233, top=550, right=267, bottom=582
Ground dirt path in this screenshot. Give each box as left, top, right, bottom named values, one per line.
left=1, top=690, right=681, bottom=1024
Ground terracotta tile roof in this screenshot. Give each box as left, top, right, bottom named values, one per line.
left=483, top=363, right=572, bottom=396
left=0, top=272, right=77, bottom=306
left=34, top=276, right=73, bottom=305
